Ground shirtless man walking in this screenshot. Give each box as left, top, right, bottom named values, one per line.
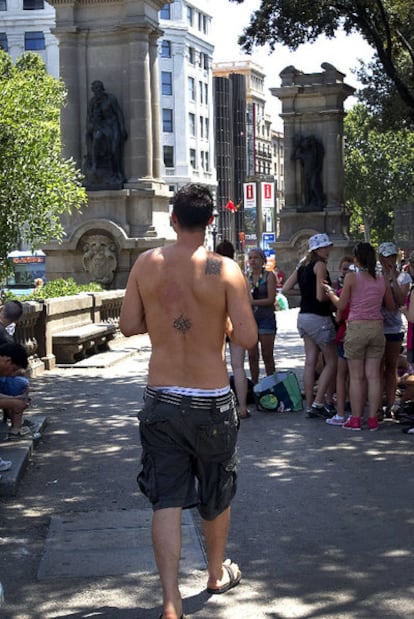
left=120, top=184, right=257, bottom=619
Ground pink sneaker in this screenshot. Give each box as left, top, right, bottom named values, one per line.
left=343, top=416, right=361, bottom=431
left=367, top=417, right=379, bottom=431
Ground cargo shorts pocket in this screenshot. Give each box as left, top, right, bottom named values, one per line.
left=137, top=451, right=158, bottom=504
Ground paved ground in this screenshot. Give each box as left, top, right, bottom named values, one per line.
left=0, top=309, right=413, bottom=619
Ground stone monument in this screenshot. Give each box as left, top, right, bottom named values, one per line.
left=45, top=0, right=174, bottom=288
left=270, top=63, right=355, bottom=278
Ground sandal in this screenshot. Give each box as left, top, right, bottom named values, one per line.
left=8, top=426, right=33, bottom=439
left=239, top=411, right=251, bottom=419
left=207, top=560, right=241, bottom=594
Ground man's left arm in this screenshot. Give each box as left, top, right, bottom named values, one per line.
left=119, top=261, right=147, bottom=336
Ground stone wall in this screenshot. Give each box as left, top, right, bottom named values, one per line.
left=15, top=290, right=125, bottom=374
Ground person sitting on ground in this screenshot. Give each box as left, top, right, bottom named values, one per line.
left=0, top=301, right=31, bottom=437
left=216, top=240, right=251, bottom=418
left=0, top=342, right=30, bottom=438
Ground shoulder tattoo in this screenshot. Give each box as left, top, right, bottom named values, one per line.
left=173, top=313, right=192, bottom=334
left=205, top=257, right=222, bottom=275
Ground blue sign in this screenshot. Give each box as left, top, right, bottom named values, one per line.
left=262, top=232, right=275, bottom=250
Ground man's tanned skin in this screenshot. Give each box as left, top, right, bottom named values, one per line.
left=120, top=184, right=257, bottom=619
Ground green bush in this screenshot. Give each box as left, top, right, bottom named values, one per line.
left=2, top=278, right=103, bottom=301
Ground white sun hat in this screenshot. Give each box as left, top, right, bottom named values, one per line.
left=308, top=233, right=333, bottom=252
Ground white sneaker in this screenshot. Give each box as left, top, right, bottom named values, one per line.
left=0, top=458, right=12, bottom=472
left=326, top=414, right=345, bottom=426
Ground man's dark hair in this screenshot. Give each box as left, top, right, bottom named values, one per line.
left=172, top=184, right=214, bottom=230
left=1, top=300, right=23, bottom=322
left=216, top=240, right=235, bottom=259
left=0, top=341, right=28, bottom=369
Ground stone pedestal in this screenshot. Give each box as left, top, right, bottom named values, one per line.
left=46, top=0, right=174, bottom=287
left=270, top=63, right=355, bottom=278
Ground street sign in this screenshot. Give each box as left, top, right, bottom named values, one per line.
left=262, top=232, right=275, bottom=250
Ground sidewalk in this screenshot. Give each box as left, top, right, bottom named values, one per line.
left=1, top=309, right=413, bottom=619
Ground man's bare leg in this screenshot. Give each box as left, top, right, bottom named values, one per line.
left=152, top=507, right=183, bottom=619
left=203, top=507, right=240, bottom=589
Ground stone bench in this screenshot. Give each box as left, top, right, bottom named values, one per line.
left=52, top=323, right=116, bottom=364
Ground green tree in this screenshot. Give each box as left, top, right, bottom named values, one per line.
left=344, top=104, right=414, bottom=244
left=230, top=0, right=414, bottom=122
left=0, top=51, right=86, bottom=278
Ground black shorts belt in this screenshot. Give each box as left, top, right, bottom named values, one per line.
left=144, top=386, right=233, bottom=411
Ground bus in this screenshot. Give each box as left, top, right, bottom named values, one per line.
left=3, top=250, right=46, bottom=296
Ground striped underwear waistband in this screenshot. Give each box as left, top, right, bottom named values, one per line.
left=144, top=386, right=233, bottom=410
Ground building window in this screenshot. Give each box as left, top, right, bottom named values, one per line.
left=187, top=6, right=193, bottom=26
left=161, top=71, right=173, bottom=96
left=23, top=0, right=44, bottom=8
left=162, top=108, right=173, bottom=132
left=199, top=116, right=204, bottom=139
left=189, top=148, right=196, bottom=168
left=205, top=151, right=209, bottom=172
left=0, top=32, right=8, bottom=51
left=198, top=12, right=207, bottom=33
left=204, top=83, right=208, bottom=103
left=0, top=1, right=7, bottom=11
left=160, top=4, right=171, bottom=19
left=188, top=47, right=195, bottom=65
left=205, top=118, right=209, bottom=139
left=188, top=77, right=195, bottom=101
left=25, top=31, right=45, bottom=50
left=163, top=145, right=174, bottom=168
left=189, top=113, right=196, bottom=137
left=161, top=40, right=171, bottom=58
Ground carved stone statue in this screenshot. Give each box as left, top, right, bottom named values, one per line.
left=84, top=80, right=128, bottom=189
left=292, top=134, right=326, bottom=211
left=82, top=234, right=117, bottom=285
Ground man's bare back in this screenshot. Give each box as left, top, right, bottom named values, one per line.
left=120, top=242, right=256, bottom=389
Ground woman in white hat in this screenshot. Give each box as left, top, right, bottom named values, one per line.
left=283, top=233, right=337, bottom=418
left=378, top=242, right=412, bottom=417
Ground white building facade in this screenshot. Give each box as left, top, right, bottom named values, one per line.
left=0, top=0, right=58, bottom=77
left=159, top=0, right=217, bottom=195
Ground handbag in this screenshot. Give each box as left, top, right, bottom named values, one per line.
left=254, top=371, right=303, bottom=412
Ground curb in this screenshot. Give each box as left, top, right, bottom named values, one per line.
left=0, top=415, right=47, bottom=497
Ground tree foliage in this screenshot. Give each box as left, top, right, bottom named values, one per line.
left=344, top=104, right=414, bottom=244
left=0, top=51, right=86, bottom=278
left=229, top=0, right=414, bottom=122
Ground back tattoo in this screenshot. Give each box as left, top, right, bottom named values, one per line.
left=173, top=313, right=192, bottom=334
left=205, top=257, right=222, bottom=275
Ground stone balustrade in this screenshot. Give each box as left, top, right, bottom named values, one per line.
left=14, top=290, right=125, bottom=374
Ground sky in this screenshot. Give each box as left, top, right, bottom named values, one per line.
left=210, top=0, right=374, bottom=129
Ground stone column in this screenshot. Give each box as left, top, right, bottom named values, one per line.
left=270, top=63, right=355, bottom=281
left=150, top=31, right=162, bottom=180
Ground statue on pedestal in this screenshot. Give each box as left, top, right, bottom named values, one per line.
left=84, top=80, right=128, bottom=189
left=292, top=134, right=326, bottom=212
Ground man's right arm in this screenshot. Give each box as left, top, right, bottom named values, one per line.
left=226, top=263, right=257, bottom=350
left=119, top=259, right=147, bottom=336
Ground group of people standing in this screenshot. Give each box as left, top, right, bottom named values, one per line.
left=283, top=234, right=414, bottom=433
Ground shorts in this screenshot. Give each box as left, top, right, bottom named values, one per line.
left=297, top=313, right=336, bottom=347
left=385, top=332, right=404, bottom=343
left=0, top=376, right=29, bottom=396
left=344, top=320, right=385, bottom=360
left=137, top=387, right=239, bottom=521
left=255, top=313, right=277, bottom=335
